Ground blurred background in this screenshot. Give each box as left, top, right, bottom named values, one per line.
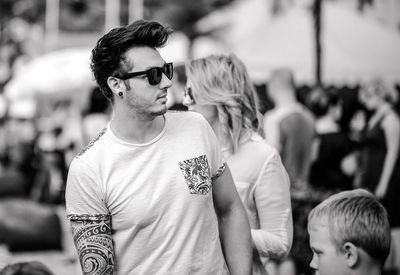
left=0, top=0, right=399, bottom=274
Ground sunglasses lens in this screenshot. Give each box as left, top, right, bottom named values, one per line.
left=146, top=63, right=173, bottom=85
left=148, top=68, right=162, bottom=85
left=164, top=63, right=173, bottom=80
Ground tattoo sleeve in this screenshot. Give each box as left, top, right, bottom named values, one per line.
left=68, top=214, right=114, bottom=275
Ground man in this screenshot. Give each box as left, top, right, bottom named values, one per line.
left=65, top=20, right=252, bottom=275
left=263, top=68, right=315, bottom=275
left=263, top=68, right=315, bottom=197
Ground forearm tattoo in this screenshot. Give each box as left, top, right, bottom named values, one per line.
left=69, top=214, right=114, bottom=275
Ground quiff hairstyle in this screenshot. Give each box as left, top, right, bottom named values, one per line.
left=308, top=189, right=391, bottom=265
left=185, top=54, right=264, bottom=153
left=90, top=20, right=172, bottom=102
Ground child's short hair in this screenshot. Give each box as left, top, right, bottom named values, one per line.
left=308, top=189, right=391, bottom=265
left=0, top=261, right=54, bottom=275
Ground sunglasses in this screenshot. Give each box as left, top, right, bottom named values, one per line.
left=119, top=62, right=173, bottom=85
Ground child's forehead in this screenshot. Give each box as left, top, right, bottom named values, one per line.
left=308, top=221, right=331, bottom=244
left=308, top=216, right=330, bottom=231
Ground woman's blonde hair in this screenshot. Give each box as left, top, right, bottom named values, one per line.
left=186, top=54, right=264, bottom=153
left=361, top=78, right=398, bottom=104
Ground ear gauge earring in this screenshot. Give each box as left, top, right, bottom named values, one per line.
left=118, top=92, right=123, bottom=97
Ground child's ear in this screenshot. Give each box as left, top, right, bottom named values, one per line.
left=342, top=242, right=359, bottom=268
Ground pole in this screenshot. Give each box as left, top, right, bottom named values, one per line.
left=313, top=0, right=322, bottom=87
left=129, top=0, right=144, bottom=22
left=45, top=0, right=59, bottom=51
left=105, top=0, right=120, bottom=31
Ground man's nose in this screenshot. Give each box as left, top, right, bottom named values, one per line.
left=160, top=73, right=172, bottom=89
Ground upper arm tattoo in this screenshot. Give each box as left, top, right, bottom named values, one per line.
left=68, top=214, right=114, bottom=275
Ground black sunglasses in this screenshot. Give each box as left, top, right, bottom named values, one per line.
left=119, top=62, right=173, bottom=85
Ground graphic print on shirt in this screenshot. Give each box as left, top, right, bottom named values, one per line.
left=178, top=154, right=212, bottom=195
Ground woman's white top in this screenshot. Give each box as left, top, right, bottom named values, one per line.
left=223, top=132, right=293, bottom=274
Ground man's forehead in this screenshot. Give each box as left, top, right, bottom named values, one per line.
left=124, top=47, right=165, bottom=69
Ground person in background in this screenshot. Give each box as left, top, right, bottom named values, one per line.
left=65, top=20, right=252, bottom=275
left=263, top=68, right=315, bottom=275
left=81, top=86, right=111, bottom=144
left=308, top=88, right=356, bottom=199
left=184, top=53, right=292, bottom=275
left=307, top=189, right=391, bottom=275
left=358, top=78, right=400, bottom=274
left=263, top=68, right=315, bottom=197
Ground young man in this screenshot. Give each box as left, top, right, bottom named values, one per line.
left=307, top=189, right=391, bottom=275
left=263, top=68, right=315, bottom=274
left=65, top=20, right=252, bottom=275
left=263, top=68, right=315, bottom=197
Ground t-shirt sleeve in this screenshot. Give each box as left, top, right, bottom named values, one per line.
left=198, top=116, right=226, bottom=180
left=65, top=157, right=109, bottom=218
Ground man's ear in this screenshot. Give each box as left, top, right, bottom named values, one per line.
left=343, top=242, right=359, bottom=268
left=107, top=76, right=125, bottom=96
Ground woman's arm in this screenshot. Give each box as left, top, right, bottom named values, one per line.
left=375, top=113, right=400, bottom=199
left=252, top=152, right=293, bottom=259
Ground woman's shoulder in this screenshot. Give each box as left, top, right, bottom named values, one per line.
left=166, top=110, right=209, bottom=129
left=166, top=110, right=205, bottom=122
left=240, top=132, right=280, bottom=160
left=381, top=109, right=400, bottom=129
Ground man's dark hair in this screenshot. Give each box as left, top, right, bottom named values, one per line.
left=91, top=20, right=172, bottom=101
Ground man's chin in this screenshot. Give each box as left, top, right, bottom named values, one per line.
left=153, top=105, right=168, bottom=116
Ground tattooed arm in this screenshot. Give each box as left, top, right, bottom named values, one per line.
left=68, top=214, right=114, bottom=275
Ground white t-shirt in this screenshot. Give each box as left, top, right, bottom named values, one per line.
left=66, top=111, right=229, bottom=275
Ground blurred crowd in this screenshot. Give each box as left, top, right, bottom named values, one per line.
left=0, top=17, right=110, bottom=272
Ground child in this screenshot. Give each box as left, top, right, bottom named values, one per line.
left=307, top=189, right=391, bottom=275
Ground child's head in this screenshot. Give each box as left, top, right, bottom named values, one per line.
left=0, top=261, right=54, bottom=275
left=307, top=189, right=391, bottom=275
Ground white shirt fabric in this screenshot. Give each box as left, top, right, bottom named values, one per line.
left=66, top=111, right=229, bottom=275
left=223, top=132, right=293, bottom=275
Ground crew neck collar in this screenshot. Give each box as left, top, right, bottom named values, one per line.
left=107, top=115, right=167, bottom=147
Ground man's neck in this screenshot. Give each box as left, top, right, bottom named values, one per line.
left=111, top=108, right=165, bottom=144
left=274, top=95, right=298, bottom=108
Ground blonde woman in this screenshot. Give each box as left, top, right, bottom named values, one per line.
left=358, top=79, right=400, bottom=272
left=184, top=54, right=293, bottom=275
